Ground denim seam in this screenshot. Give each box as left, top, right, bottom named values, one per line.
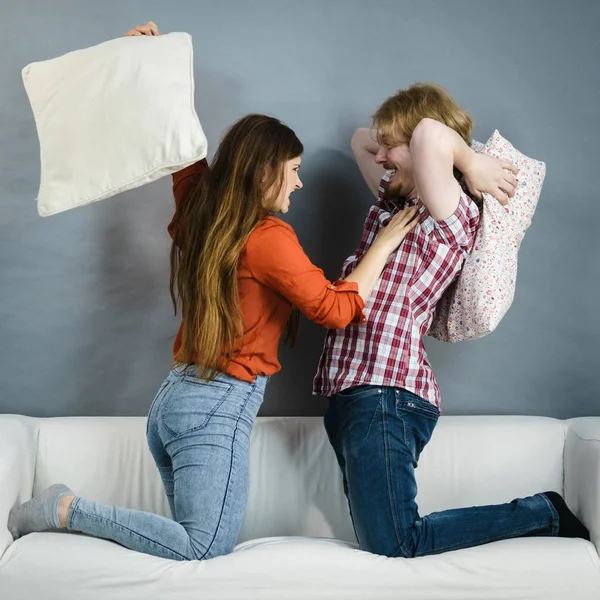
left=382, top=394, right=410, bottom=559
left=65, top=495, right=79, bottom=530
left=390, top=396, right=439, bottom=558
left=68, top=498, right=190, bottom=561
left=324, top=410, right=358, bottom=535
left=410, top=513, right=556, bottom=557
left=146, top=380, right=172, bottom=436
left=412, top=521, right=554, bottom=557
left=202, top=377, right=258, bottom=560
left=156, top=464, right=176, bottom=520
left=362, top=394, right=382, bottom=443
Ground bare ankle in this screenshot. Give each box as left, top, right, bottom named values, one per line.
left=58, top=494, right=75, bottom=528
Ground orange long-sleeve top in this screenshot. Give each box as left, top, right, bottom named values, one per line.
left=168, top=160, right=366, bottom=383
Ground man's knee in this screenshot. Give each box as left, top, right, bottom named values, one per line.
left=360, top=529, right=417, bottom=559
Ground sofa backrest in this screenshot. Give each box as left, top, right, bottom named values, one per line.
left=28, top=414, right=566, bottom=543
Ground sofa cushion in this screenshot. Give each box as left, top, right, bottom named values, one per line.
left=1, top=533, right=598, bottom=599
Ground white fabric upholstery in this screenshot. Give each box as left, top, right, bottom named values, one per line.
left=2, top=534, right=598, bottom=600
left=0, top=416, right=38, bottom=557
left=565, top=417, right=600, bottom=552
left=1, top=414, right=599, bottom=599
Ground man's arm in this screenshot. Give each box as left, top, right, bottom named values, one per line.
left=351, top=128, right=387, bottom=198
left=410, top=118, right=519, bottom=221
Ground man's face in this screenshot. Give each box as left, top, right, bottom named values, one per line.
left=375, top=134, right=417, bottom=200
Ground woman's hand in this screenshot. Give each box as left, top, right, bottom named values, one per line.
left=344, top=205, right=419, bottom=300
left=125, top=21, right=160, bottom=37
left=463, top=152, right=519, bottom=205
left=374, top=206, right=420, bottom=254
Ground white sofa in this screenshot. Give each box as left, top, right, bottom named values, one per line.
left=0, top=413, right=599, bottom=599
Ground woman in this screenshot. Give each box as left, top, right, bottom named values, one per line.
left=7, top=22, right=421, bottom=561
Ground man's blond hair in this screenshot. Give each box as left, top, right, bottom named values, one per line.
left=373, top=83, right=473, bottom=146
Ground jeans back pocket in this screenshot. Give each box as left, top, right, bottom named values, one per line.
left=395, top=389, right=439, bottom=460
left=161, top=376, right=234, bottom=438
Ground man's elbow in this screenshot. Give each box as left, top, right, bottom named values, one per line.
left=410, top=118, right=455, bottom=169
left=411, top=118, right=447, bottom=148
left=351, top=128, right=372, bottom=157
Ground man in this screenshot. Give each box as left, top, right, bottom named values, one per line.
left=314, top=83, right=589, bottom=557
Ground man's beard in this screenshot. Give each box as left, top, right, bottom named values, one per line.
left=384, top=172, right=405, bottom=199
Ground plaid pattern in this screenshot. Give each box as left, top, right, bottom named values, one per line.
left=313, top=171, right=480, bottom=408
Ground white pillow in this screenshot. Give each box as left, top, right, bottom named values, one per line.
left=22, top=32, right=207, bottom=217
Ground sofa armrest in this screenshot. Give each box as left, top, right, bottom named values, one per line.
left=0, top=415, right=38, bottom=558
left=565, top=417, right=600, bottom=551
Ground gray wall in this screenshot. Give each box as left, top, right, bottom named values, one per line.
left=1, top=0, right=598, bottom=419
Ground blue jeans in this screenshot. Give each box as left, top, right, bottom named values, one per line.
left=324, top=385, right=559, bottom=557
left=67, top=369, right=267, bottom=561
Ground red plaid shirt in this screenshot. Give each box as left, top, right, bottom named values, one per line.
left=313, top=171, right=480, bottom=408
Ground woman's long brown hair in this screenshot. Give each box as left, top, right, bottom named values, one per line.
left=169, top=114, right=303, bottom=380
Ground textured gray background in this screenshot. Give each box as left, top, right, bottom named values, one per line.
left=1, top=0, right=598, bottom=418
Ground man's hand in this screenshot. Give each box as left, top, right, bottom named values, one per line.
left=463, top=152, right=519, bottom=205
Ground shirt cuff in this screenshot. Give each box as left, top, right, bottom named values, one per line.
left=330, top=280, right=367, bottom=325
left=434, top=189, right=472, bottom=229
left=430, top=188, right=479, bottom=249
left=172, top=158, right=209, bottom=187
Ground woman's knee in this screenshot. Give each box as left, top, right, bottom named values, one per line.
left=190, top=534, right=236, bottom=561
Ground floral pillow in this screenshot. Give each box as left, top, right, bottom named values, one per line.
left=428, top=130, right=546, bottom=342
